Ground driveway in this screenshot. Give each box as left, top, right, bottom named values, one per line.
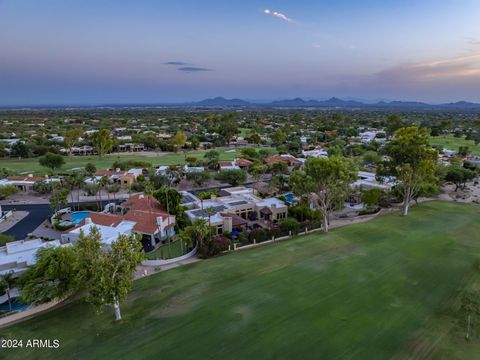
left=1, top=204, right=52, bottom=240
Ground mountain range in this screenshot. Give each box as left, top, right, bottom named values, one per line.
left=182, top=96, right=480, bottom=110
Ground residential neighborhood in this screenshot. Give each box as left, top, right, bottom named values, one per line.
left=2, top=1, right=480, bottom=359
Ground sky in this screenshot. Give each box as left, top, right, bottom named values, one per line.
left=0, top=0, right=480, bottom=105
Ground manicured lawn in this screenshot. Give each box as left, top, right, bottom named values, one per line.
left=431, top=134, right=480, bottom=156
left=4, top=201, right=480, bottom=359
left=144, top=240, right=186, bottom=260
left=0, top=148, right=275, bottom=175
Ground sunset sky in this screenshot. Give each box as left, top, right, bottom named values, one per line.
left=1, top=0, right=479, bottom=105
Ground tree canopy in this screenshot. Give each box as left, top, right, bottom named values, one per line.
left=379, top=126, right=438, bottom=215
left=289, top=156, right=357, bottom=232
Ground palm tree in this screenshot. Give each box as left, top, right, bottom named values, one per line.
left=205, top=206, right=216, bottom=242
left=63, top=175, right=76, bottom=210
left=0, top=272, right=15, bottom=312
left=143, top=181, right=159, bottom=250
left=98, top=176, right=110, bottom=209
left=73, top=172, right=85, bottom=211
left=109, top=184, right=120, bottom=205
left=181, top=218, right=210, bottom=250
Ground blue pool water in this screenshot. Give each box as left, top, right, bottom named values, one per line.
left=69, top=211, right=91, bottom=224
left=0, top=298, right=30, bottom=311
left=284, top=193, right=295, bottom=204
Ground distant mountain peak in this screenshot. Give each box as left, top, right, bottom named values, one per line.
left=184, top=96, right=480, bottom=109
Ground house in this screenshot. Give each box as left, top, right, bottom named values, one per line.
left=353, top=171, right=397, bottom=190
left=302, top=148, right=328, bottom=158
left=85, top=168, right=139, bottom=187
left=62, top=194, right=176, bottom=251
left=199, top=141, right=213, bottom=149
left=155, top=165, right=170, bottom=175
left=70, top=145, right=95, bottom=155
left=118, top=194, right=176, bottom=248
left=184, top=165, right=205, bottom=173
left=358, top=128, right=387, bottom=144
left=184, top=186, right=288, bottom=234
left=118, top=143, right=145, bottom=152
left=234, top=158, right=253, bottom=169
left=61, top=213, right=136, bottom=247
left=1, top=175, right=60, bottom=192
left=0, top=239, right=62, bottom=275
left=219, top=161, right=240, bottom=170
left=265, top=155, right=302, bottom=167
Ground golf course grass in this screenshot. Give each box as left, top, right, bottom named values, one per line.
left=1, top=148, right=274, bottom=175
left=430, top=134, right=480, bottom=156
left=3, top=201, right=480, bottom=359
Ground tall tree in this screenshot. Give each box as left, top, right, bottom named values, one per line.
left=64, top=128, right=83, bottom=155
left=19, top=246, right=78, bottom=305
left=91, top=129, right=113, bottom=158
left=289, top=156, right=357, bottom=232
left=379, top=126, right=438, bottom=216
left=271, top=129, right=287, bottom=147
left=39, top=152, right=65, bottom=172
left=83, top=233, right=143, bottom=321
left=385, top=114, right=407, bottom=138
left=218, top=113, right=238, bottom=145
left=49, top=188, right=70, bottom=212
left=0, top=272, right=16, bottom=311
left=172, top=131, right=187, bottom=152
left=179, top=218, right=210, bottom=250
left=154, top=186, right=182, bottom=215
left=84, top=162, right=97, bottom=176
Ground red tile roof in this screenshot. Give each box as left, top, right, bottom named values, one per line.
left=120, top=194, right=168, bottom=216
left=66, top=194, right=174, bottom=235
left=123, top=209, right=173, bottom=234
left=235, top=158, right=253, bottom=167
left=66, top=212, right=124, bottom=233
left=264, top=155, right=300, bottom=166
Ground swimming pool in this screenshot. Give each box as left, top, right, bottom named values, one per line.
left=284, top=193, right=295, bottom=204
left=0, top=298, right=30, bottom=311
left=69, top=211, right=91, bottom=224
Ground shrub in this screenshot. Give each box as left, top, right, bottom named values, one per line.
left=112, top=160, right=152, bottom=170
left=197, top=189, right=218, bottom=200
left=33, top=181, right=54, bottom=194
left=279, top=218, right=300, bottom=235
left=0, top=234, right=14, bottom=247
left=215, top=169, right=247, bottom=186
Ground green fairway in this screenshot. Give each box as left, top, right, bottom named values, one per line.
left=431, top=134, right=480, bottom=156
left=3, top=201, right=480, bottom=359
left=0, top=148, right=273, bottom=175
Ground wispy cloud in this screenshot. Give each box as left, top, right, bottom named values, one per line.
left=264, top=9, right=294, bottom=23
left=164, top=61, right=189, bottom=66
left=164, top=61, right=213, bottom=73
left=178, top=67, right=213, bottom=72
left=375, top=50, right=480, bottom=82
